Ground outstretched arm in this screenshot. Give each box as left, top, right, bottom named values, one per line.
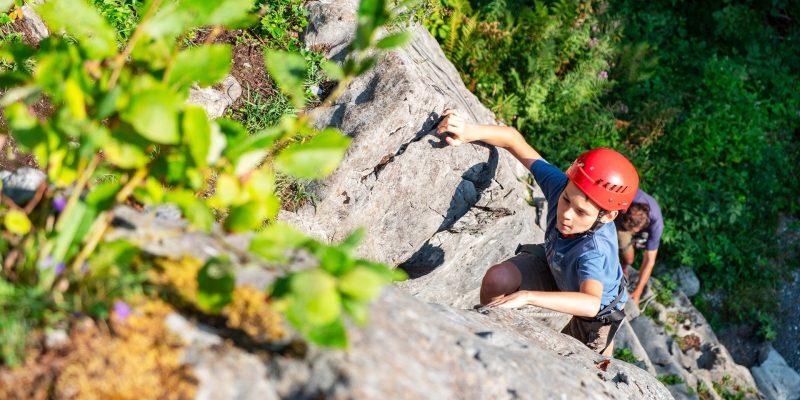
left=630, top=249, right=658, bottom=305
left=487, top=279, right=604, bottom=318
left=437, top=110, right=542, bottom=170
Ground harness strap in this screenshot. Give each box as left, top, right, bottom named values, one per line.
left=597, top=274, right=628, bottom=317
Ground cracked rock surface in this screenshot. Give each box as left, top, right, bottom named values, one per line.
left=284, top=6, right=541, bottom=311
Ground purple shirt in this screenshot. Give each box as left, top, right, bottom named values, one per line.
left=632, top=190, right=663, bottom=251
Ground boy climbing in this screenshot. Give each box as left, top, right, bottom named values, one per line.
left=615, top=189, right=663, bottom=305
left=436, top=110, right=638, bottom=355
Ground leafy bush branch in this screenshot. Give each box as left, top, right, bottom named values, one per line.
left=0, top=0, right=410, bottom=366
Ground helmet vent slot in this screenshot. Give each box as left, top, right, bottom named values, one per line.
left=596, top=179, right=629, bottom=193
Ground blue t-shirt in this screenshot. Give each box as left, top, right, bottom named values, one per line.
left=530, top=159, right=628, bottom=311
left=632, top=190, right=663, bottom=251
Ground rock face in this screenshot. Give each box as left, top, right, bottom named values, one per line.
left=751, top=346, right=800, bottom=400
left=0, top=167, right=46, bottom=206
left=672, top=266, right=700, bottom=298
left=156, top=282, right=672, bottom=400
left=12, top=2, right=49, bottom=46
left=287, top=3, right=541, bottom=311
left=187, top=75, right=243, bottom=119
left=4, top=2, right=767, bottom=400
left=616, top=273, right=761, bottom=399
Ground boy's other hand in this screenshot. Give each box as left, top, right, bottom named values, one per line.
left=437, top=109, right=472, bottom=146
left=486, top=291, right=530, bottom=309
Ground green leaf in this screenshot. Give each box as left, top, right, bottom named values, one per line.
left=196, top=257, right=235, bottom=313
left=3, top=210, right=31, bottom=235
left=133, top=177, right=165, bottom=204
left=249, top=222, right=308, bottom=262
left=356, top=57, right=378, bottom=75
left=168, top=44, right=231, bottom=89
left=146, top=0, right=256, bottom=41
left=321, top=60, right=344, bottom=81
left=96, top=86, right=122, bottom=120
left=52, top=200, right=89, bottom=263
left=342, top=297, right=369, bottom=326
left=355, top=0, right=388, bottom=50
left=103, top=135, right=150, bottom=169
left=165, top=190, right=214, bottom=232
left=211, top=173, right=240, bottom=208
left=233, top=150, right=267, bottom=177
left=64, top=79, right=87, bottom=120
left=122, top=88, right=181, bottom=144
left=305, top=317, right=348, bottom=348
left=375, top=32, right=412, bottom=49
left=243, top=168, right=276, bottom=201
left=274, top=128, right=351, bottom=179
left=224, top=201, right=269, bottom=233
left=340, top=228, right=365, bottom=252
left=313, top=244, right=352, bottom=275
left=338, top=266, right=386, bottom=301
left=85, top=181, right=122, bottom=211
left=182, top=106, right=212, bottom=168
left=0, top=85, right=39, bottom=107
left=36, top=0, right=117, bottom=59
left=88, top=240, right=139, bottom=275
left=288, top=269, right=341, bottom=326
left=0, top=0, right=13, bottom=13
left=222, top=124, right=280, bottom=162
left=265, top=50, right=307, bottom=109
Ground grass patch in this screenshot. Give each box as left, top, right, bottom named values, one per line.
left=657, top=374, right=684, bottom=386
left=612, top=347, right=640, bottom=364
left=228, top=89, right=296, bottom=133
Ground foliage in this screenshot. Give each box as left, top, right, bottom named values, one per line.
left=657, top=373, right=684, bottom=386
left=609, top=0, right=800, bottom=326
left=90, top=0, right=143, bottom=42
left=419, top=0, right=621, bottom=162
left=652, top=275, right=677, bottom=307
left=711, top=374, right=757, bottom=400
left=255, top=0, right=308, bottom=51
left=612, top=347, right=639, bottom=364
left=424, top=0, right=800, bottom=328
left=0, top=0, right=410, bottom=366
left=755, top=312, right=777, bottom=342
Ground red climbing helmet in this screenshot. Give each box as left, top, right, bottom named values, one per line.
left=565, top=148, right=639, bottom=212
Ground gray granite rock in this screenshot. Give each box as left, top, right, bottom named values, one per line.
left=304, top=0, right=359, bottom=60
left=1, top=167, right=46, bottom=206
left=19, top=4, right=49, bottom=44
left=614, top=320, right=657, bottom=374
left=752, top=346, right=800, bottom=400
left=168, top=286, right=673, bottom=400
left=292, top=1, right=539, bottom=315
left=673, top=266, right=700, bottom=297
left=187, top=75, right=243, bottom=119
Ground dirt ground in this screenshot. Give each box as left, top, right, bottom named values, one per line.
left=192, top=28, right=279, bottom=108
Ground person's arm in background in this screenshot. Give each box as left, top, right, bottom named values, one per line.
left=436, top=110, right=541, bottom=169
left=630, top=249, right=658, bottom=305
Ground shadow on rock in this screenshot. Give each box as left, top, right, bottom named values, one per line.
left=436, top=145, right=498, bottom=232
left=398, top=241, right=445, bottom=279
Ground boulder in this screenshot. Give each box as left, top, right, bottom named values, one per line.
left=751, top=346, right=800, bottom=400
left=673, top=266, right=700, bottom=297
left=187, top=75, right=243, bottom=119
left=290, top=1, right=540, bottom=312
left=0, top=167, right=46, bottom=206
left=160, top=284, right=673, bottom=399
left=15, top=2, right=49, bottom=45
left=614, top=320, right=657, bottom=375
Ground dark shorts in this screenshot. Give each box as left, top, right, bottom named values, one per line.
left=504, top=244, right=622, bottom=354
